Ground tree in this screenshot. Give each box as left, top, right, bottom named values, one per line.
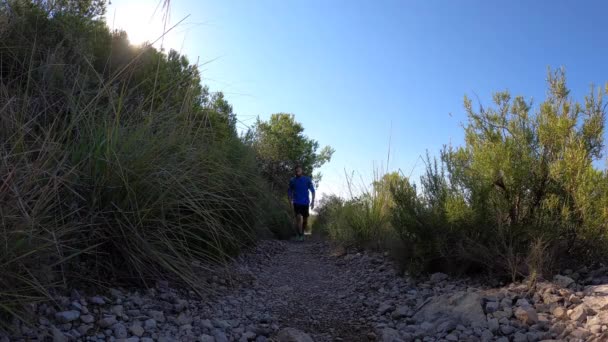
left=204, top=92, right=237, bottom=140
left=29, top=0, right=107, bottom=19
left=246, top=113, right=334, bottom=191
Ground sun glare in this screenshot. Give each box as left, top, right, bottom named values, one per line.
left=109, top=1, right=179, bottom=48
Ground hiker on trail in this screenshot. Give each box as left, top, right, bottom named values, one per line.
left=288, top=165, right=315, bottom=241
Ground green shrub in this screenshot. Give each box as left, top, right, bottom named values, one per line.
left=312, top=195, right=343, bottom=237
left=318, top=171, right=394, bottom=249
left=0, top=0, right=291, bottom=325
left=390, top=69, right=608, bottom=278
left=323, top=69, right=608, bottom=280
left=245, top=113, right=334, bottom=191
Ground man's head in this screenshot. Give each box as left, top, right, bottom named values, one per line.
left=295, top=165, right=303, bottom=177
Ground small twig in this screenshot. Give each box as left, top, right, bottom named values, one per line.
left=413, top=297, right=432, bottom=314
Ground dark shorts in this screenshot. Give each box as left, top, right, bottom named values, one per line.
left=293, top=203, right=310, bottom=218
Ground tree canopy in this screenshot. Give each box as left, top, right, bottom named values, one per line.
left=246, top=113, right=334, bottom=190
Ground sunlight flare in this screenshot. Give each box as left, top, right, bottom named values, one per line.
left=109, top=1, right=177, bottom=48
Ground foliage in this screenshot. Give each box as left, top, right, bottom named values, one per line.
left=322, top=69, right=608, bottom=279
left=312, top=195, right=344, bottom=237
left=438, top=68, right=608, bottom=277
left=314, top=170, right=394, bottom=249
left=246, top=113, right=334, bottom=191
left=0, top=0, right=295, bottom=325
left=390, top=155, right=455, bottom=273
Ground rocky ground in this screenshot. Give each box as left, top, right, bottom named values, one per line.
left=3, top=240, right=608, bottom=341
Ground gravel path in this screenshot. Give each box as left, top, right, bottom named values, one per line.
left=6, top=239, right=608, bottom=341
left=252, top=241, right=373, bottom=341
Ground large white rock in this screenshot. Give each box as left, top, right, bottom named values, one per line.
left=585, top=284, right=608, bottom=296
left=569, top=304, right=589, bottom=322
left=583, top=296, right=608, bottom=311
left=583, top=284, right=608, bottom=312
left=553, top=275, right=575, bottom=288
left=413, top=291, right=487, bottom=329
left=586, top=311, right=608, bottom=327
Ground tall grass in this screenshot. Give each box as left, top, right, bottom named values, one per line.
left=317, top=168, right=394, bottom=249
left=0, top=1, right=290, bottom=326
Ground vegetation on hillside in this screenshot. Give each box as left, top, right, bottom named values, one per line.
left=5, top=0, right=606, bottom=331
left=0, top=0, right=331, bottom=324
left=316, top=69, right=608, bottom=280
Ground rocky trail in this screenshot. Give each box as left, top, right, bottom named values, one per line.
left=5, top=240, right=608, bottom=342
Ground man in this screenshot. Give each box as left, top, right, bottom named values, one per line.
left=287, top=165, right=315, bottom=241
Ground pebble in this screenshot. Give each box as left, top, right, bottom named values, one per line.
left=199, top=335, right=215, bottom=342
left=89, top=296, right=105, bottom=305
left=148, top=310, right=165, bottom=323
left=113, top=323, right=128, bottom=339
left=55, top=311, right=80, bottom=323
left=514, top=306, right=539, bottom=325
left=143, top=319, right=157, bottom=330
left=129, top=324, right=145, bottom=337
left=98, top=315, right=117, bottom=328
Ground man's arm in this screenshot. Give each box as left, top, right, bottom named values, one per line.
left=309, top=178, right=316, bottom=209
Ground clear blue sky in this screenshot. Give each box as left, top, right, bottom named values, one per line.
left=108, top=0, right=608, bottom=198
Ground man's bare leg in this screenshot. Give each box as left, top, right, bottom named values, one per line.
left=302, top=216, right=308, bottom=238
left=294, top=214, right=303, bottom=239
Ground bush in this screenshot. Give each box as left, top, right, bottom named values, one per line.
left=436, top=69, right=608, bottom=279
left=0, top=0, right=291, bottom=325
left=324, top=69, right=608, bottom=280
left=315, top=171, right=394, bottom=249
left=311, top=195, right=343, bottom=237
left=394, top=70, right=608, bottom=278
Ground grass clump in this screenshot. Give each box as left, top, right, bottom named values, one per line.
left=315, top=170, right=395, bottom=249
left=0, top=0, right=292, bottom=326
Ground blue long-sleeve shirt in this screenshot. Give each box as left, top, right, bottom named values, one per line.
left=288, top=176, right=315, bottom=205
